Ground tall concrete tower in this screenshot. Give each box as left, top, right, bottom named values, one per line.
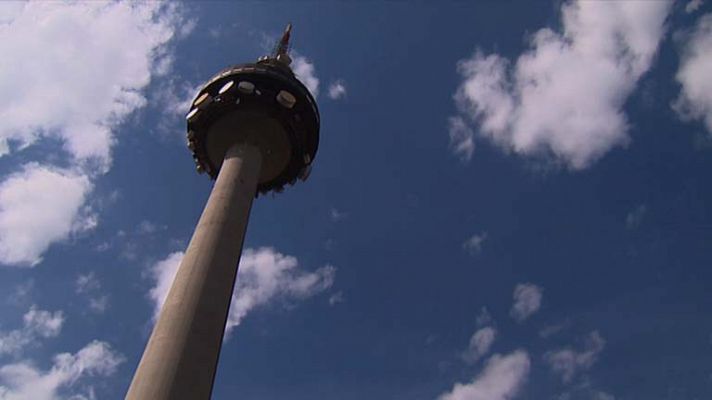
left=126, top=25, right=319, bottom=400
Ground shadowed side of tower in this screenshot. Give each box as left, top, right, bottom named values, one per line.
left=126, top=25, right=319, bottom=400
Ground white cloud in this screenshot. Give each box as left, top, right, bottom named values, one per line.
left=151, top=79, right=201, bottom=117
left=449, top=117, right=476, bottom=162
left=75, top=273, right=108, bottom=314
left=88, top=296, right=109, bottom=314
left=149, top=247, right=335, bottom=335
left=0, top=1, right=184, bottom=168
left=327, top=80, right=347, bottom=100
left=148, top=251, right=184, bottom=320
left=463, top=232, right=487, bottom=255
left=21, top=307, right=63, bottom=339
left=0, top=164, right=93, bottom=267
left=544, top=330, right=605, bottom=383
left=462, top=327, right=496, bottom=364
left=228, top=247, right=335, bottom=332
left=686, top=0, right=704, bottom=14
left=438, top=350, right=530, bottom=400
left=673, top=13, right=712, bottom=133
left=292, top=55, right=320, bottom=98
left=0, top=306, right=64, bottom=356
left=510, top=283, right=542, bottom=322
left=0, top=2, right=187, bottom=267
left=75, top=273, right=100, bottom=294
left=0, top=340, right=123, bottom=400
left=451, top=1, right=672, bottom=169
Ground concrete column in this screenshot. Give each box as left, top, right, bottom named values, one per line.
left=126, top=143, right=262, bottom=400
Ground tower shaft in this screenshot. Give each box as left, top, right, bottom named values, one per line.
left=126, top=143, right=262, bottom=400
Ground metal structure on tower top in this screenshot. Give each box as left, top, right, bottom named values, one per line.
left=185, top=23, right=319, bottom=196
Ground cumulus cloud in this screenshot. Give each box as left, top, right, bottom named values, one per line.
left=462, top=327, right=497, bottom=364
left=510, top=283, right=542, bottom=322
left=544, top=330, right=605, bottom=383
left=0, top=306, right=64, bottom=356
left=463, top=232, right=488, bottom=255
left=0, top=1, right=187, bottom=267
left=0, top=164, right=93, bottom=267
left=438, top=351, right=530, bottom=400
left=451, top=1, right=672, bottom=169
left=0, top=340, right=123, bottom=400
left=327, top=80, right=347, bottom=100
left=292, top=55, right=320, bottom=98
left=673, top=13, right=712, bottom=133
left=149, top=247, right=335, bottom=335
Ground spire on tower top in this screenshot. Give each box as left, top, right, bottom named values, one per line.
left=274, top=23, right=292, bottom=65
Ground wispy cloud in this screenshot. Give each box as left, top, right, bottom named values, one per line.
left=462, top=326, right=497, bottom=364
left=626, top=204, right=647, bottom=229
left=463, top=232, right=488, bottom=255
left=328, top=291, right=344, bottom=306
left=449, top=117, right=475, bottom=162
left=75, top=272, right=109, bottom=314
left=149, top=247, right=336, bottom=335
left=330, top=208, right=348, bottom=222
left=544, top=330, right=605, bottom=383
left=0, top=306, right=64, bottom=356
left=328, top=80, right=347, bottom=100
left=0, top=340, right=123, bottom=400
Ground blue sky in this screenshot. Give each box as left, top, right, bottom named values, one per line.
left=1, top=1, right=712, bottom=399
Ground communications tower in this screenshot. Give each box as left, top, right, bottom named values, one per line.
left=126, top=25, right=319, bottom=400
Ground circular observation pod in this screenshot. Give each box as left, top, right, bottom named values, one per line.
left=186, top=61, right=320, bottom=194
